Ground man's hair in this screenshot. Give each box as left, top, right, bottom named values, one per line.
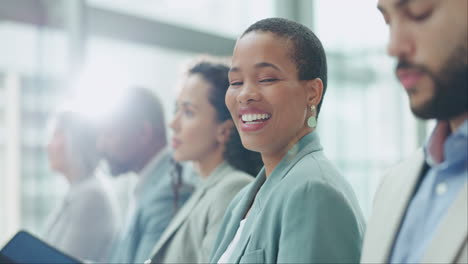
left=117, top=87, right=167, bottom=142
left=242, top=17, right=328, bottom=117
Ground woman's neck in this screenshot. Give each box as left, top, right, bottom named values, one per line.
left=194, top=148, right=225, bottom=179
left=262, top=152, right=286, bottom=177
left=262, top=128, right=313, bottom=177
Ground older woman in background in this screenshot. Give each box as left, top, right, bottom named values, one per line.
left=44, top=110, right=120, bottom=262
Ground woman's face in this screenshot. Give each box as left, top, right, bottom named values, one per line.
left=226, top=31, right=315, bottom=158
left=47, top=127, right=69, bottom=175
left=170, top=74, right=225, bottom=163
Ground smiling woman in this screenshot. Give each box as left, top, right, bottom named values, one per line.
left=210, top=18, right=366, bottom=264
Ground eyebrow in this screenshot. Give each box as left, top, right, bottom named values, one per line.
left=229, top=62, right=281, bottom=73
left=254, top=62, right=281, bottom=71
left=179, top=101, right=197, bottom=109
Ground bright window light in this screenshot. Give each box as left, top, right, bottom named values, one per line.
left=64, top=67, right=130, bottom=123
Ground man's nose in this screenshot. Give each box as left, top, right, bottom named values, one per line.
left=387, top=23, right=415, bottom=59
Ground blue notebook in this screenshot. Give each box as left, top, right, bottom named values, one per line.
left=0, top=231, right=81, bottom=264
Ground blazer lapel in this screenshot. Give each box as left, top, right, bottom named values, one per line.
left=214, top=171, right=265, bottom=263
left=228, top=139, right=316, bottom=264
left=150, top=187, right=207, bottom=259
left=226, top=133, right=322, bottom=263
left=421, top=183, right=468, bottom=263
left=230, top=198, right=262, bottom=264
left=373, top=150, right=426, bottom=262
left=229, top=188, right=261, bottom=264
left=150, top=163, right=231, bottom=261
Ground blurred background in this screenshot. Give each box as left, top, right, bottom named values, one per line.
left=0, top=0, right=432, bottom=245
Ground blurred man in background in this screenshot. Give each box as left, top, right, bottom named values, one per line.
left=361, top=0, right=467, bottom=263
left=97, top=87, right=193, bottom=264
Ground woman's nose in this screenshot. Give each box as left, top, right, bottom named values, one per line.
left=169, top=113, right=180, bottom=131
left=237, top=82, right=261, bottom=104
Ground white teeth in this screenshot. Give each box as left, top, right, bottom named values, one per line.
left=241, top=113, right=271, bottom=122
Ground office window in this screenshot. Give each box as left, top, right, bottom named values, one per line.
left=87, top=0, right=275, bottom=38
left=314, top=0, right=425, bottom=217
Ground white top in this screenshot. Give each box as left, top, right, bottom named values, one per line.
left=218, top=219, right=247, bottom=264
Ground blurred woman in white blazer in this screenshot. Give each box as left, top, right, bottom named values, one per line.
left=44, top=110, right=120, bottom=262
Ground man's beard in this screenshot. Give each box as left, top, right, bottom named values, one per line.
left=396, top=44, right=467, bottom=120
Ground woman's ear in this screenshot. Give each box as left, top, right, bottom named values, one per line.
left=305, top=78, right=323, bottom=106
left=216, top=119, right=234, bottom=144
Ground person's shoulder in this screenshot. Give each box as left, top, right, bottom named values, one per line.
left=221, top=169, right=254, bottom=186
left=271, top=178, right=360, bottom=223
left=284, top=151, right=342, bottom=185
left=274, top=153, right=358, bottom=206
left=282, top=175, right=340, bottom=198
left=149, top=153, right=173, bottom=177
left=225, top=181, right=251, bottom=207
left=74, top=177, right=110, bottom=201
left=384, top=149, right=424, bottom=182
left=373, top=149, right=425, bottom=202
left=209, top=169, right=253, bottom=203
left=66, top=178, right=117, bottom=219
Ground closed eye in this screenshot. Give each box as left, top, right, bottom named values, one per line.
left=230, top=81, right=243, bottom=86
left=405, top=2, right=434, bottom=22
left=259, top=78, right=278, bottom=83
left=409, top=10, right=432, bottom=21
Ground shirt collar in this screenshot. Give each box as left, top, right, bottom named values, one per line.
left=457, top=119, right=468, bottom=138
left=425, top=119, right=468, bottom=166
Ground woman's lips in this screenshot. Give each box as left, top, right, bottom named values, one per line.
left=239, top=119, right=270, bottom=132
left=238, top=110, right=271, bottom=132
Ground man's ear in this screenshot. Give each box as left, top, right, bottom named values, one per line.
left=216, top=119, right=234, bottom=144
left=304, top=78, right=323, bottom=106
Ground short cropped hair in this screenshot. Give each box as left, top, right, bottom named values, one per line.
left=242, top=17, right=328, bottom=117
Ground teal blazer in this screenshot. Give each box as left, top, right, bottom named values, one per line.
left=210, top=132, right=365, bottom=263
left=108, top=149, right=194, bottom=263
